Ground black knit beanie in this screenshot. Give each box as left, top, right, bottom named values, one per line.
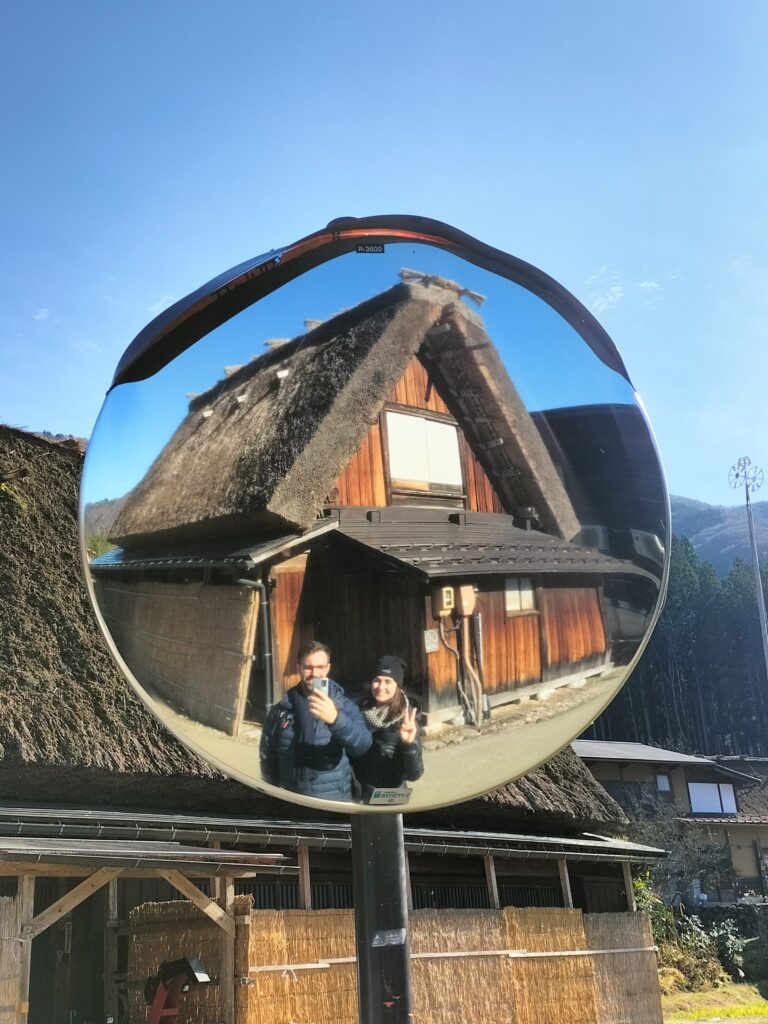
left=373, top=655, right=406, bottom=687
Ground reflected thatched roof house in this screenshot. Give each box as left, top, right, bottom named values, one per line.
left=109, top=277, right=580, bottom=548
left=0, top=424, right=664, bottom=1021
left=92, top=276, right=659, bottom=733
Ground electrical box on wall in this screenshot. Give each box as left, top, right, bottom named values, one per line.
left=454, top=584, right=477, bottom=616
left=431, top=585, right=455, bottom=618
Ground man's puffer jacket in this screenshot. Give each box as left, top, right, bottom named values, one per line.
left=259, top=681, right=372, bottom=800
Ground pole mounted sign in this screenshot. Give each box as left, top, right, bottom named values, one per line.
left=80, top=215, right=669, bottom=1022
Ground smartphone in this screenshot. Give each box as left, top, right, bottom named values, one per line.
left=314, top=678, right=329, bottom=695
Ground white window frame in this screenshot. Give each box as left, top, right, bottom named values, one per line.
left=655, top=773, right=671, bottom=793
left=505, top=576, right=536, bottom=614
left=385, top=410, right=464, bottom=494
left=688, top=781, right=737, bottom=814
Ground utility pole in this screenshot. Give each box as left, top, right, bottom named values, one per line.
left=729, top=457, right=768, bottom=685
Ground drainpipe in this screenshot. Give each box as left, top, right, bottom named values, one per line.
left=471, top=609, right=490, bottom=721
left=236, top=578, right=274, bottom=708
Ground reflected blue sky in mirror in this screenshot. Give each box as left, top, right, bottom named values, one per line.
left=83, top=243, right=634, bottom=504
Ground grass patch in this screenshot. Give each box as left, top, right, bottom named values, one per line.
left=664, top=981, right=768, bottom=1020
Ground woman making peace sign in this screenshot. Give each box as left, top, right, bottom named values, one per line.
left=352, top=655, right=424, bottom=802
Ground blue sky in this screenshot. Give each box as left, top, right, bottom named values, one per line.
left=3, top=1, right=767, bottom=507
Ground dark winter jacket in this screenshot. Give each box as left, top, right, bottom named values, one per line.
left=351, top=719, right=424, bottom=800
left=259, top=681, right=372, bottom=800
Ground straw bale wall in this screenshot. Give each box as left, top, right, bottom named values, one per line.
left=128, top=900, right=663, bottom=1024
left=584, top=912, right=661, bottom=1024
left=93, top=580, right=259, bottom=735
left=0, top=897, right=22, bottom=1024
left=127, top=897, right=252, bottom=1024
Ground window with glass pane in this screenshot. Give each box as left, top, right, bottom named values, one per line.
left=505, top=577, right=535, bottom=614
left=386, top=411, right=463, bottom=492
left=688, top=781, right=738, bottom=814
left=656, top=773, right=671, bottom=792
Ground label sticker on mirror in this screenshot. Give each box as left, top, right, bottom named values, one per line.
left=371, top=928, right=407, bottom=947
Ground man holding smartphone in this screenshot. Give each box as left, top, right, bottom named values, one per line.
left=259, top=641, right=371, bottom=800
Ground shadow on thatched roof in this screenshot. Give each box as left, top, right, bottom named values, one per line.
left=110, top=278, right=579, bottom=549
left=0, top=425, right=622, bottom=833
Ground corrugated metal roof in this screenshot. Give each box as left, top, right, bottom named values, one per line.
left=90, top=509, right=659, bottom=585
left=331, top=508, right=659, bottom=583
left=571, top=740, right=715, bottom=766
left=0, top=836, right=294, bottom=874
left=0, top=805, right=665, bottom=864
left=89, top=522, right=340, bottom=573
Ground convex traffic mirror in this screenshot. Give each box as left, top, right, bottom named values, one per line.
left=81, top=216, right=669, bottom=814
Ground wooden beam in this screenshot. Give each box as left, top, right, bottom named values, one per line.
left=557, top=859, right=573, bottom=909
left=484, top=854, right=500, bottom=910
left=0, top=863, right=270, bottom=879
left=103, top=878, right=120, bottom=1023
left=622, top=862, right=636, bottom=912
left=221, top=876, right=236, bottom=1024
left=297, top=844, right=312, bottom=910
left=23, top=867, right=123, bottom=940
left=16, top=876, right=35, bottom=1024
left=159, top=869, right=235, bottom=938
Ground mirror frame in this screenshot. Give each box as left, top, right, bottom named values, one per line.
left=83, top=215, right=670, bottom=814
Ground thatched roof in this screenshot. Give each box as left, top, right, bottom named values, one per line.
left=110, top=278, right=579, bottom=549
left=1, top=424, right=622, bottom=831
left=0, top=425, right=212, bottom=784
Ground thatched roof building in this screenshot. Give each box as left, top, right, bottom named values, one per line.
left=109, top=277, right=580, bottom=549
left=0, top=424, right=623, bottom=832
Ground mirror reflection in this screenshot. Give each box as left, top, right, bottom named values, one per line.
left=82, top=241, right=666, bottom=813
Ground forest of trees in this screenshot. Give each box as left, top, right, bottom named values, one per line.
left=587, top=536, right=768, bottom=755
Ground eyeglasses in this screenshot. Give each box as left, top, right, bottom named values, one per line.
left=300, top=662, right=330, bottom=672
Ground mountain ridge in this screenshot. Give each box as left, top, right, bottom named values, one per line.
left=670, top=494, right=768, bottom=576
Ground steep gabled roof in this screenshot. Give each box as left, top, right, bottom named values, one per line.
left=109, top=277, right=579, bottom=549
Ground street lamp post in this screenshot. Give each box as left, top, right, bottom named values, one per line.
left=729, top=456, right=768, bottom=684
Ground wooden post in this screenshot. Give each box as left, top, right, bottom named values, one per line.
left=404, top=849, right=413, bottom=912
left=622, top=862, right=636, bottom=911
left=297, top=844, right=312, bottom=910
left=222, top=876, right=236, bottom=1024
left=16, top=876, right=35, bottom=1024
left=210, top=839, right=223, bottom=905
left=484, top=855, right=500, bottom=910
left=103, top=877, right=119, bottom=1023
left=557, top=859, right=574, bottom=909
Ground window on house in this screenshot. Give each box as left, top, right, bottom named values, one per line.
left=386, top=411, right=463, bottom=493
left=505, top=577, right=536, bottom=614
left=656, top=773, right=671, bottom=792
left=688, top=781, right=737, bottom=814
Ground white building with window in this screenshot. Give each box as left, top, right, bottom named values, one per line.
left=573, top=739, right=766, bottom=902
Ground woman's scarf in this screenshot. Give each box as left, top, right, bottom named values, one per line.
left=363, top=693, right=408, bottom=731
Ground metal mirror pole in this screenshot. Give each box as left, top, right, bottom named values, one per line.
left=351, top=813, right=413, bottom=1024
